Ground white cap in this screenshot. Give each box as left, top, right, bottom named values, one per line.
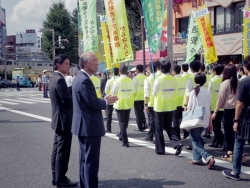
left=130, top=67, right=136, bottom=72
left=43, top=70, right=47, bottom=73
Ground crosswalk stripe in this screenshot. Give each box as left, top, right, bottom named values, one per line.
left=0, top=101, right=19, bottom=105
left=31, top=98, right=51, bottom=101
left=16, top=98, right=51, bottom=103
left=3, top=99, right=35, bottom=104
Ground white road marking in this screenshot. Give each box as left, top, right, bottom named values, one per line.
left=0, top=101, right=19, bottom=105
left=0, top=106, right=250, bottom=175
left=31, top=98, right=51, bottom=101
left=3, top=99, right=35, bottom=104
left=16, top=98, right=51, bottom=103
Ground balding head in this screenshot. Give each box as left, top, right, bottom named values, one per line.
left=79, top=51, right=99, bottom=76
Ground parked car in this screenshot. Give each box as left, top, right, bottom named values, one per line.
left=0, top=80, right=16, bottom=88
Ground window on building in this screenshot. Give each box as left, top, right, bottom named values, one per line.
left=6, top=61, right=12, bottom=65
left=49, top=64, right=53, bottom=66
left=214, top=2, right=244, bottom=34
left=37, top=64, right=42, bottom=66
left=178, top=17, right=189, bottom=33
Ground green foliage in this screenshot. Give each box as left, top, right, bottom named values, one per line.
left=42, top=1, right=78, bottom=65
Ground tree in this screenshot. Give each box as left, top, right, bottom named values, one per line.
left=42, top=1, right=78, bottom=65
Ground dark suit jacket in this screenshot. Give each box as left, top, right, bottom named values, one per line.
left=71, top=71, right=106, bottom=137
left=49, top=72, right=73, bottom=132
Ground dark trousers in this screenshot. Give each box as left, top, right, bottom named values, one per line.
left=223, top=109, right=235, bottom=151
left=155, top=111, right=181, bottom=154
left=38, top=83, right=41, bottom=91
left=44, top=84, right=48, bottom=97
left=51, top=131, right=72, bottom=184
left=116, top=109, right=131, bottom=145
left=173, top=106, right=183, bottom=139
left=106, top=105, right=114, bottom=131
left=16, top=83, right=20, bottom=91
left=147, top=107, right=155, bottom=139
left=134, top=101, right=147, bottom=130
left=78, top=136, right=101, bottom=188
left=211, top=111, right=224, bottom=146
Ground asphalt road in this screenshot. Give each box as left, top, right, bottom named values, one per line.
left=0, top=88, right=250, bottom=188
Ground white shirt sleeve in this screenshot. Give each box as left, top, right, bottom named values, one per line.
left=185, top=78, right=193, bottom=97
left=105, top=80, right=110, bottom=95
left=152, top=79, right=160, bottom=96
left=144, top=78, right=150, bottom=98
left=111, top=80, right=119, bottom=96
left=133, top=77, right=137, bottom=93
left=187, top=90, right=195, bottom=109
left=208, top=80, right=212, bottom=94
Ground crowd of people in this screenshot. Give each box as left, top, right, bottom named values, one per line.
left=48, top=51, right=250, bottom=188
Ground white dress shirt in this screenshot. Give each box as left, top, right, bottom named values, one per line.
left=112, top=75, right=127, bottom=96
left=187, top=87, right=212, bottom=128
left=105, top=76, right=118, bottom=95
left=144, top=74, right=154, bottom=98
left=81, top=69, right=91, bottom=79
left=239, top=75, right=247, bottom=81
left=65, top=75, right=72, bottom=87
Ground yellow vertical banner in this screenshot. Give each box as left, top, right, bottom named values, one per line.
left=99, top=15, right=112, bottom=69
left=104, top=0, right=133, bottom=64
left=243, top=8, right=250, bottom=59
left=193, top=4, right=218, bottom=64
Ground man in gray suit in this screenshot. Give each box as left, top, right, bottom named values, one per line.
left=49, top=54, right=77, bottom=187
left=72, top=52, right=117, bottom=188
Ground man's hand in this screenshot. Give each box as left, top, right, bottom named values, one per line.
left=184, top=106, right=187, bottom=111
left=104, top=95, right=118, bottom=105
left=145, top=106, right=149, bottom=113
left=233, top=122, right=239, bottom=134
left=211, top=112, right=216, bottom=120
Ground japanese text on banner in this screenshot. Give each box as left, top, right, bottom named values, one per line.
left=104, top=0, right=133, bottom=64
left=194, top=4, right=218, bottom=64
left=79, top=0, right=98, bottom=52
left=142, top=0, right=164, bottom=54
left=185, top=13, right=202, bottom=63
left=243, top=8, right=250, bottom=59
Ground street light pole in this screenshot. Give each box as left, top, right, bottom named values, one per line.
left=52, top=29, right=55, bottom=72
left=4, top=45, right=6, bottom=79
left=167, top=0, right=173, bottom=68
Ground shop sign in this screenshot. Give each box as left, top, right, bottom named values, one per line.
left=220, top=37, right=237, bottom=45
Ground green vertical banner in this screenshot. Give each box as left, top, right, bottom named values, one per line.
left=104, top=0, right=133, bottom=64
left=79, top=0, right=98, bottom=52
left=142, top=0, right=164, bottom=54
left=185, top=13, right=202, bottom=63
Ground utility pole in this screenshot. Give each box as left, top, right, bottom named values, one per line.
left=52, top=29, right=55, bottom=72
left=167, top=0, right=173, bottom=68
left=246, top=0, right=250, bottom=8
left=4, top=45, right=6, bottom=79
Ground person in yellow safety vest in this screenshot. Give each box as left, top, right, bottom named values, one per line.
left=144, top=63, right=157, bottom=142
left=133, top=64, right=148, bottom=132
left=181, top=63, right=192, bottom=139
left=183, top=60, right=204, bottom=151
left=153, top=61, right=183, bottom=156
left=104, top=67, right=120, bottom=133
left=90, top=74, right=101, bottom=98
left=199, top=63, right=210, bottom=90
left=172, top=65, right=187, bottom=140
left=208, top=64, right=224, bottom=147
left=112, top=64, right=134, bottom=147
left=155, top=61, right=162, bottom=77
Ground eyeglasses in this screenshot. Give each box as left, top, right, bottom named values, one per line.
left=92, top=57, right=98, bottom=62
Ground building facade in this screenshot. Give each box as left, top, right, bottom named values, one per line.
left=173, top=0, right=245, bottom=64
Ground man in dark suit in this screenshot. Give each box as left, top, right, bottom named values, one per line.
left=49, top=54, right=77, bottom=187
left=72, top=52, right=117, bottom=188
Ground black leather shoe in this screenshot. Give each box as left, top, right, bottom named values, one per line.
left=145, top=137, right=153, bottom=141
left=156, top=152, right=165, bottom=155
left=186, top=146, right=193, bottom=150
left=122, top=143, right=129, bottom=147
left=116, top=132, right=122, bottom=141
left=209, top=143, right=219, bottom=148
left=56, top=178, right=77, bottom=187
left=175, top=144, right=183, bottom=156
left=105, top=130, right=111, bottom=133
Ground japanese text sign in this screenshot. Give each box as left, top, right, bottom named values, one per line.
left=185, top=13, right=202, bottom=63
left=142, top=0, right=164, bottom=54
left=193, top=4, right=218, bottom=64
left=104, top=0, right=133, bottom=64
left=79, top=0, right=98, bottom=52
left=243, top=8, right=250, bottom=59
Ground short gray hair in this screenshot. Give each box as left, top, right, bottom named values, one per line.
left=79, top=51, right=95, bottom=69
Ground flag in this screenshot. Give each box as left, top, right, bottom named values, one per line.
left=243, top=8, right=250, bottom=59
left=104, top=0, right=133, bottom=64
left=185, top=13, right=202, bottom=63
left=79, top=0, right=98, bottom=52
left=194, top=4, right=218, bottom=64
left=142, top=0, right=164, bottom=54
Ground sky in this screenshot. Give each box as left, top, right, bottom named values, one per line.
left=1, top=0, right=77, bottom=36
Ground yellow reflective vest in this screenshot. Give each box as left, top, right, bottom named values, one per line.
left=113, top=76, right=134, bottom=110
left=210, top=76, right=223, bottom=111
left=90, top=75, right=101, bottom=98
left=134, top=73, right=147, bottom=101
left=175, top=75, right=187, bottom=107
left=154, top=74, right=177, bottom=112
left=144, top=74, right=155, bottom=108
left=203, top=74, right=210, bottom=90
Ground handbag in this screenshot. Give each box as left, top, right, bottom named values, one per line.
left=180, top=94, right=205, bottom=130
